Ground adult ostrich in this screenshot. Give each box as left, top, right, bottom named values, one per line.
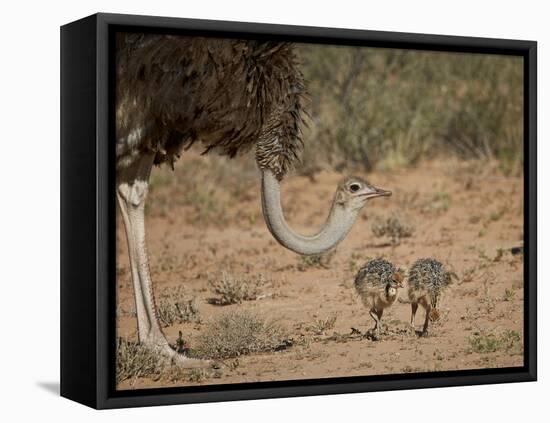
left=116, top=33, right=391, bottom=366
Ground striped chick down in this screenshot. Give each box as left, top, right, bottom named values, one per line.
left=355, top=258, right=403, bottom=339
left=408, top=258, right=452, bottom=334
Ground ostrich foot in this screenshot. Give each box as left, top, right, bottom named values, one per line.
left=157, top=345, right=213, bottom=368
left=143, top=336, right=214, bottom=369
left=170, top=353, right=214, bottom=369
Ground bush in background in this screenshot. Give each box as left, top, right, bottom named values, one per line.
left=296, top=45, right=523, bottom=174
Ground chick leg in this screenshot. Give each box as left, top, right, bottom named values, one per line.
left=419, top=297, right=431, bottom=336
left=376, top=308, right=385, bottom=334
left=369, top=309, right=381, bottom=340
left=410, top=302, right=418, bottom=327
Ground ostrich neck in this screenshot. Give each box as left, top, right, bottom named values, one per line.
left=261, top=170, right=360, bottom=255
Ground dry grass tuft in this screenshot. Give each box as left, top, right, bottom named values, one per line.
left=195, top=311, right=289, bottom=359
left=157, top=286, right=201, bottom=327
left=116, top=338, right=225, bottom=385
left=371, top=214, right=415, bottom=245
left=297, top=250, right=336, bottom=271
left=208, top=272, right=268, bottom=305
left=307, top=314, right=338, bottom=335
left=116, top=338, right=168, bottom=384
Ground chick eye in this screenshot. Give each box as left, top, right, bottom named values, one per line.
left=349, top=183, right=361, bottom=192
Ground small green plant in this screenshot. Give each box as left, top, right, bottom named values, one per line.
left=371, top=214, right=415, bottom=245
left=468, top=333, right=500, bottom=353
left=297, top=250, right=336, bottom=271
left=195, top=311, right=289, bottom=359
left=503, top=288, right=516, bottom=302
left=467, top=330, right=521, bottom=354
left=208, top=272, right=268, bottom=305
left=157, top=286, right=201, bottom=327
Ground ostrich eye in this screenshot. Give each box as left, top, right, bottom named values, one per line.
left=349, top=183, right=361, bottom=193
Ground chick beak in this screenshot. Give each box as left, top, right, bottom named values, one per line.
left=393, top=273, right=404, bottom=288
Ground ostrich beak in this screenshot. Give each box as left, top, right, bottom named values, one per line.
left=362, top=185, right=392, bottom=199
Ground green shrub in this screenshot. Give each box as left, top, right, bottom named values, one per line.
left=297, top=45, right=523, bottom=173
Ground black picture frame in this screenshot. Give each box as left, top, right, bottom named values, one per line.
left=60, top=12, right=537, bottom=409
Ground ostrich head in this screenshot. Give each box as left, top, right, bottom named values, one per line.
left=260, top=169, right=391, bottom=256
left=334, top=177, right=392, bottom=212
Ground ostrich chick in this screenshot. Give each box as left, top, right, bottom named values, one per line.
left=408, top=258, right=453, bottom=336
left=354, top=259, right=404, bottom=340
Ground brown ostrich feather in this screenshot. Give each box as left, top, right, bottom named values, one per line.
left=116, top=33, right=307, bottom=178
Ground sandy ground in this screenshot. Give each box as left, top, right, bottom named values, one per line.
left=116, top=153, right=524, bottom=389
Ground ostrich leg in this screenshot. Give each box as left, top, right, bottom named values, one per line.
left=117, top=154, right=159, bottom=346
left=117, top=153, right=208, bottom=367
